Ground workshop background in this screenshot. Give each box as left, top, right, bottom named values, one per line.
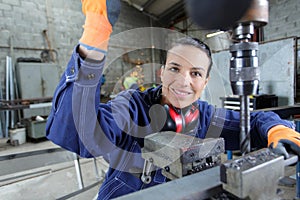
left=0, top=0, right=300, bottom=199
left=0, top=0, right=299, bottom=103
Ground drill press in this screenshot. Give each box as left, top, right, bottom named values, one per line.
left=229, top=0, right=269, bottom=155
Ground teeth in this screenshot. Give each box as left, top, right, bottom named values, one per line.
left=174, top=89, right=189, bottom=95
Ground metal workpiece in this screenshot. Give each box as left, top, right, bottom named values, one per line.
left=220, top=148, right=284, bottom=199
left=141, top=131, right=225, bottom=181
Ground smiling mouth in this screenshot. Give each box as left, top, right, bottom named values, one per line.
left=172, top=88, right=191, bottom=97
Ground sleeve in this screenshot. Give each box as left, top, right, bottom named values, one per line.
left=212, top=108, right=294, bottom=150
left=46, top=45, right=115, bottom=158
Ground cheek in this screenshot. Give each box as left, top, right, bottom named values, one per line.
left=193, top=81, right=207, bottom=94
left=161, top=73, right=173, bottom=85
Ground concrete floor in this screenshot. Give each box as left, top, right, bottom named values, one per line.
left=0, top=139, right=298, bottom=200
left=0, top=139, right=109, bottom=200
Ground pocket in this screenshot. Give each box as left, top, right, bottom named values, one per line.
left=99, top=177, right=136, bottom=200
left=114, top=141, right=145, bottom=190
left=52, top=84, right=65, bottom=111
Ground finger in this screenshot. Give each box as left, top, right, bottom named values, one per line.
left=269, top=142, right=289, bottom=159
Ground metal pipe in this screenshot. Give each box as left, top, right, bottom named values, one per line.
left=9, top=55, right=15, bottom=128
left=5, top=56, right=10, bottom=137
left=73, top=153, right=84, bottom=189
left=29, top=102, right=52, bottom=109
left=0, top=45, right=55, bottom=51
left=0, top=79, right=3, bottom=138
left=10, top=34, right=21, bottom=122
left=93, top=158, right=100, bottom=179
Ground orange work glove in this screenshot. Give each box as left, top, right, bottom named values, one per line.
left=268, top=125, right=300, bottom=158
left=79, top=0, right=120, bottom=53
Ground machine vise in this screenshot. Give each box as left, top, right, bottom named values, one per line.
left=117, top=132, right=295, bottom=200
left=141, top=131, right=225, bottom=182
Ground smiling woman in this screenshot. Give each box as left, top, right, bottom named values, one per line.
left=45, top=1, right=300, bottom=199
left=160, top=38, right=212, bottom=108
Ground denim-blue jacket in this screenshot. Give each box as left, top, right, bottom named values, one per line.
left=46, top=45, right=293, bottom=200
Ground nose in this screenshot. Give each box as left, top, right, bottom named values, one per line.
left=178, top=71, right=192, bottom=86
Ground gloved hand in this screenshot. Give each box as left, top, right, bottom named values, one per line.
left=268, top=125, right=300, bottom=159
left=79, top=0, right=120, bottom=53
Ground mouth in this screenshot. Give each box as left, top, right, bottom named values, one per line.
left=171, top=88, right=192, bottom=97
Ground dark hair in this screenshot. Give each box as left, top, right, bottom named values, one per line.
left=167, top=37, right=213, bottom=78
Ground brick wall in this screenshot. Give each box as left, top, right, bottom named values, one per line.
left=0, top=0, right=151, bottom=96
left=264, top=0, right=300, bottom=41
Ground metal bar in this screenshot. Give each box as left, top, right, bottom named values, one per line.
left=73, top=153, right=84, bottom=190
left=0, top=104, right=30, bottom=111
left=0, top=97, right=52, bottom=103
left=29, top=102, right=52, bottom=109
left=0, top=148, right=64, bottom=161
left=5, top=56, right=10, bottom=137
left=10, top=34, right=22, bottom=122
left=0, top=97, right=53, bottom=111
left=116, top=166, right=222, bottom=200
left=56, top=180, right=102, bottom=200
left=8, top=56, right=15, bottom=128
left=93, top=158, right=100, bottom=179
left=0, top=45, right=56, bottom=51
left=0, top=102, right=52, bottom=111
left=0, top=76, right=3, bottom=138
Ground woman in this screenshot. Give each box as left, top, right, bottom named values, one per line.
left=46, top=0, right=300, bottom=199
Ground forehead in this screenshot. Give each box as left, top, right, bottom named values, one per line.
left=167, top=45, right=210, bottom=68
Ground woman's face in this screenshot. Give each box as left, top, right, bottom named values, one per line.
left=160, top=44, right=210, bottom=108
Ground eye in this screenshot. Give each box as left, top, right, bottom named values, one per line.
left=191, top=71, right=203, bottom=77
left=169, top=66, right=179, bottom=72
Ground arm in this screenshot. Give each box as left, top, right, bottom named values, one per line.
left=214, top=109, right=294, bottom=151
left=46, top=0, right=120, bottom=158
left=250, top=110, right=300, bottom=159
left=79, top=0, right=120, bottom=60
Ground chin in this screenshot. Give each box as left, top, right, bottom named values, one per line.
left=170, top=100, right=191, bottom=109
left=164, top=93, right=194, bottom=108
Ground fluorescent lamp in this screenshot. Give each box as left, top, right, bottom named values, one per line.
left=206, top=31, right=225, bottom=38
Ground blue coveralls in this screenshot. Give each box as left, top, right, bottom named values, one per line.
left=46, top=45, right=294, bottom=200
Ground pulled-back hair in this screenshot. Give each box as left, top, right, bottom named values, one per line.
left=167, top=37, right=213, bottom=78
